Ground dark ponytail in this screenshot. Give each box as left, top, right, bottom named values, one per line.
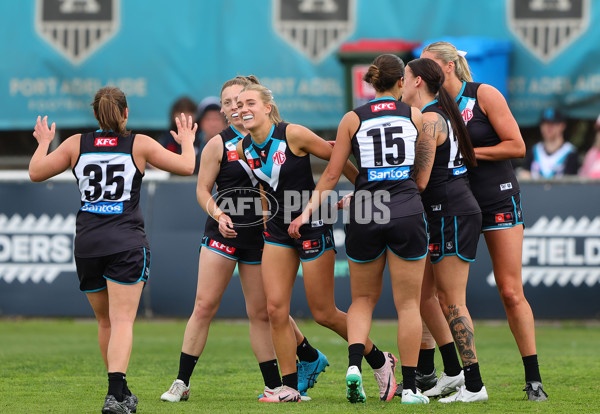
left=363, top=54, right=405, bottom=93
left=407, top=58, right=476, bottom=167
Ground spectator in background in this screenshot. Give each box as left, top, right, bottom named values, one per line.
left=520, top=108, right=579, bottom=179
left=579, top=115, right=600, bottom=179
left=160, top=96, right=198, bottom=153
left=191, top=97, right=227, bottom=173
left=196, top=96, right=228, bottom=146
left=161, top=96, right=226, bottom=174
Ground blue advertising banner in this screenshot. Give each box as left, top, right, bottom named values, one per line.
left=1, top=177, right=599, bottom=319
left=1, top=1, right=599, bottom=128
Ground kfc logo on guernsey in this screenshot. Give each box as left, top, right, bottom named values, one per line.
left=371, top=102, right=396, bottom=112
left=95, top=137, right=117, bottom=147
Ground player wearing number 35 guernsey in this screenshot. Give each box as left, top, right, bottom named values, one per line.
left=74, top=130, right=147, bottom=258
left=29, top=86, right=197, bottom=414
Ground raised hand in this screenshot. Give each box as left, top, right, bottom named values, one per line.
left=170, top=113, right=198, bottom=145
left=33, top=115, right=56, bottom=145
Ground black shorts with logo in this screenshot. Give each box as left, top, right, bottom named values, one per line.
left=75, top=247, right=151, bottom=293
left=263, top=220, right=336, bottom=262
left=428, top=213, right=482, bottom=263
left=346, top=213, right=428, bottom=262
left=480, top=193, right=524, bottom=231
left=200, top=235, right=262, bottom=264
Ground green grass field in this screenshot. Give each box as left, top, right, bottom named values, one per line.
left=1, top=318, right=599, bottom=413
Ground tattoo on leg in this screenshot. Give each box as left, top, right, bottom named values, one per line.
left=447, top=306, right=477, bottom=365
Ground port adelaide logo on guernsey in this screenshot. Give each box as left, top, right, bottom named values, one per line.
left=35, top=0, right=120, bottom=65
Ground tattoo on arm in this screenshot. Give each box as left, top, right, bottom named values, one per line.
left=447, top=306, right=477, bottom=365
left=414, top=114, right=445, bottom=177
left=423, top=113, right=448, bottom=138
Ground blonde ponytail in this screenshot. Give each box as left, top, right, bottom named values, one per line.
left=423, top=41, right=473, bottom=82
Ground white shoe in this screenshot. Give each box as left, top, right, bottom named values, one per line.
left=372, top=352, right=398, bottom=401
left=258, top=385, right=301, bottom=402
left=160, top=379, right=190, bottom=402
left=299, top=393, right=312, bottom=402
left=423, top=371, right=465, bottom=397
left=439, top=385, right=488, bottom=403
left=346, top=366, right=366, bottom=403
left=261, top=386, right=311, bottom=401
left=401, top=388, right=430, bottom=404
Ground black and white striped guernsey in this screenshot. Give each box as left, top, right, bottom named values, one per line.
left=203, top=126, right=263, bottom=248
left=420, top=100, right=480, bottom=217
left=72, top=131, right=148, bottom=257
left=241, top=122, right=317, bottom=224
left=456, top=82, right=520, bottom=207
left=350, top=97, right=423, bottom=219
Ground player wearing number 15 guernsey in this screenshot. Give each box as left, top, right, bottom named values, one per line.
left=29, top=86, right=197, bottom=414
left=289, top=54, right=432, bottom=404
left=350, top=93, right=423, bottom=226
left=345, top=56, right=429, bottom=404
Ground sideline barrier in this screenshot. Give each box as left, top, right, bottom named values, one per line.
left=1, top=177, right=599, bottom=319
